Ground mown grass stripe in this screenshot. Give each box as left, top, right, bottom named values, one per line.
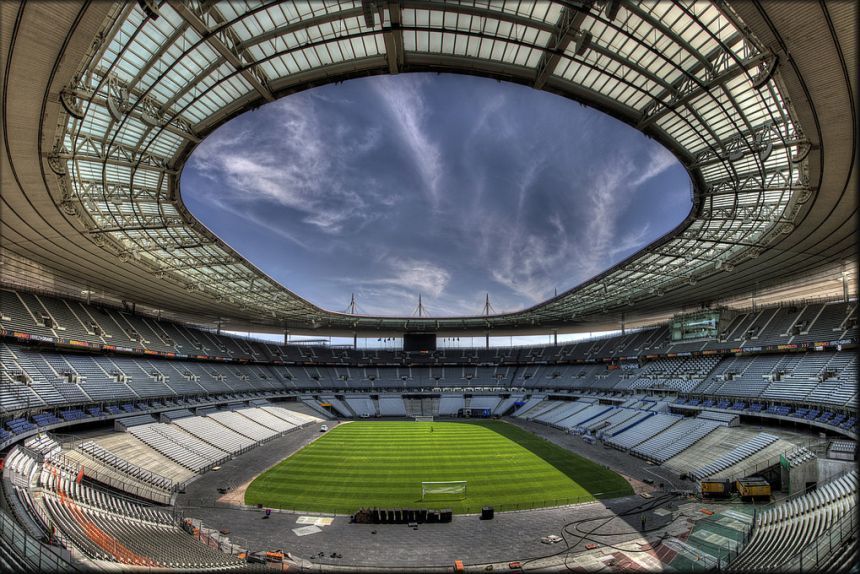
left=245, top=421, right=631, bottom=514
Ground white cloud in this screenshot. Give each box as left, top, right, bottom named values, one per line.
left=469, top=92, right=507, bottom=139
left=333, top=256, right=452, bottom=315
left=187, top=95, right=384, bottom=235
left=184, top=75, right=687, bottom=317
left=609, top=223, right=652, bottom=257
left=577, top=143, right=677, bottom=278
left=631, top=145, right=678, bottom=188
left=371, top=76, right=444, bottom=208
left=489, top=231, right=570, bottom=304
left=206, top=197, right=313, bottom=251
left=474, top=141, right=681, bottom=305
left=344, top=256, right=450, bottom=298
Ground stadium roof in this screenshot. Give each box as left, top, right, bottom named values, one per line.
left=1, top=0, right=856, bottom=336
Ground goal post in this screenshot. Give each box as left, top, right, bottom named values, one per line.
left=414, top=416, right=434, bottom=422
left=421, top=481, right=467, bottom=500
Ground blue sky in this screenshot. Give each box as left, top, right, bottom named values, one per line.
left=183, top=73, right=690, bottom=317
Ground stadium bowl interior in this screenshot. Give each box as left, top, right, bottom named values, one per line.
left=0, top=0, right=857, bottom=572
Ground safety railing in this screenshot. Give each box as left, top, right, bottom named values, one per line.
left=0, top=506, right=77, bottom=572
left=756, top=466, right=857, bottom=511
left=781, top=506, right=858, bottom=571
left=46, top=451, right=172, bottom=506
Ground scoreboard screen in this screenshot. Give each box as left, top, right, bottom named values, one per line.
left=671, top=310, right=721, bottom=341
left=403, top=333, right=437, bottom=352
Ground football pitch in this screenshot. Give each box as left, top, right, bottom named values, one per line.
left=244, top=421, right=632, bottom=514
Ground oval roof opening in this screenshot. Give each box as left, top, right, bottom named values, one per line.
left=182, top=73, right=690, bottom=317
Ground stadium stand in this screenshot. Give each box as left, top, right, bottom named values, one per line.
left=438, top=394, right=465, bottom=416
left=1, top=0, right=857, bottom=569
left=600, top=410, right=654, bottom=438
left=690, top=433, right=780, bottom=481
left=344, top=395, right=376, bottom=417
left=542, top=401, right=593, bottom=427
left=3, top=291, right=856, bottom=367
left=467, top=395, right=502, bottom=414
left=37, top=464, right=243, bottom=569
left=631, top=416, right=723, bottom=463
left=206, top=410, right=277, bottom=442
left=493, top=394, right=524, bottom=416
left=518, top=399, right=566, bottom=422
left=377, top=394, right=408, bottom=417
left=74, top=441, right=172, bottom=489
left=261, top=405, right=322, bottom=427
left=559, top=404, right=615, bottom=432
left=128, top=424, right=228, bottom=472
left=828, top=440, right=857, bottom=461
left=173, top=417, right=255, bottom=453
left=510, top=395, right=546, bottom=417
left=783, top=446, right=817, bottom=468
left=697, top=411, right=740, bottom=426
left=1, top=296, right=858, bottom=572
left=236, top=407, right=294, bottom=433
left=729, top=471, right=857, bottom=571
left=317, top=395, right=353, bottom=418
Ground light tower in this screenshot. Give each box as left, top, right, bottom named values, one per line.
left=413, top=293, right=428, bottom=318
left=482, top=293, right=495, bottom=349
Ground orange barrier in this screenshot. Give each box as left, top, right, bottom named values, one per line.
left=51, top=464, right=156, bottom=566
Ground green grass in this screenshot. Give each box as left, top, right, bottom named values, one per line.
left=245, top=421, right=631, bottom=514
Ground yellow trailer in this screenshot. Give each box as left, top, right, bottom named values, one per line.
left=736, top=477, right=771, bottom=500
left=700, top=479, right=731, bottom=498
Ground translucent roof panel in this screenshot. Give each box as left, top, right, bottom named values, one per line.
left=52, top=0, right=812, bottom=331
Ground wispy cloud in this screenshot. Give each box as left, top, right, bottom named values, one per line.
left=205, top=196, right=313, bottom=251
left=188, top=95, right=385, bottom=235
left=631, top=145, right=678, bottom=188
left=371, top=76, right=444, bottom=208
left=577, top=143, right=676, bottom=279
left=339, top=256, right=450, bottom=298
left=182, top=74, right=688, bottom=316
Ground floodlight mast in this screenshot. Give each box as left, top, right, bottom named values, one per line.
left=346, top=293, right=358, bottom=348
left=413, top=294, right=428, bottom=318
left=483, top=293, right=495, bottom=349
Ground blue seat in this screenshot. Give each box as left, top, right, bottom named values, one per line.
left=60, top=409, right=87, bottom=421
left=6, top=418, right=36, bottom=433
left=32, top=413, right=61, bottom=426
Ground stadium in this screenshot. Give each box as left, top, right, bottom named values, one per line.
left=0, top=0, right=857, bottom=572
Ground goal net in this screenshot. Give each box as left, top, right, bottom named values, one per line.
left=421, top=481, right=467, bottom=500
left=414, top=416, right=434, bottom=422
